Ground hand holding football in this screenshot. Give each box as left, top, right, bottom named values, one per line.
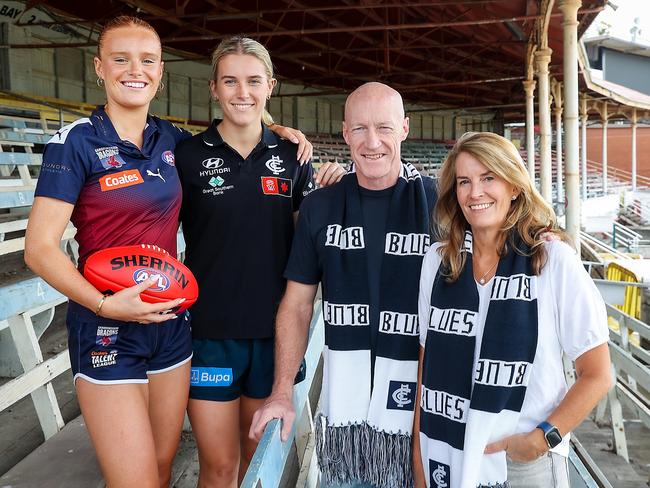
left=84, top=244, right=198, bottom=313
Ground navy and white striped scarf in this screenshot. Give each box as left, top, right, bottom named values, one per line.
left=315, top=162, right=431, bottom=488
left=420, top=231, right=538, bottom=488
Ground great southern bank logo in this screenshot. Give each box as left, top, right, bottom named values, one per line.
left=190, top=367, right=233, bottom=387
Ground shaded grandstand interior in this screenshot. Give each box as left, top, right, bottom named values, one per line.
left=2, top=1, right=650, bottom=486
left=10, top=0, right=605, bottom=121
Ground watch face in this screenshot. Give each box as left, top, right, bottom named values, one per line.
left=546, top=428, right=563, bottom=448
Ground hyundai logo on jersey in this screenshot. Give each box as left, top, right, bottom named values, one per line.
left=132, top=268, right=171, bottom=292
left=202, top=157, right=224, bottom=169
left=386, top=380, right=416, bottom=411
left=190, top=367, right=233, bottom=387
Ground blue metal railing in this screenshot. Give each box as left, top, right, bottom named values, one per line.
left=241, top=301, right=324, bottom=488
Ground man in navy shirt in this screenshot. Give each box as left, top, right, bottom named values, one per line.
left=250, top=82, right=436, bottom=488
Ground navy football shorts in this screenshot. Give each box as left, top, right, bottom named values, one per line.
left=67, top=309, right=193, bottom=384
left=189, top=337, right=274, bottom=401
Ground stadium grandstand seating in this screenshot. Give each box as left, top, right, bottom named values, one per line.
left=309, top=133, right=452, bottom=175
left=1, top=92, right=649, bottom=487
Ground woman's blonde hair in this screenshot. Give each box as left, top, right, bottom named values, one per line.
left=435, top=131, right=570, bottom=281
left=210, top=36, right=275, bottom=126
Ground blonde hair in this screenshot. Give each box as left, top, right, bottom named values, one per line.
left=435, top=131, right=570, bottom=281
left=210, top=36, right=275, bottom=126
left=97, top=16, right=161, bottom=56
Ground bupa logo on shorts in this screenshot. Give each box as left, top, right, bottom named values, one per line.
left=429, top=460, right=450, bottom=488
left=386, top=380, right=417, bottom=411
left=95, top=146, right=127, bottom=170
left=265, top=155, right=285, bottom=175
left=132, top=268, right=171, bottom=292
left=95, top=326, right=119, bottom=347
left=161, top=150, right=175, bottom=166
left=261, top=177, right=292, bottom=197
left=190, top=367, right=233, bottom=387
left=99, top=169, right=144, bottom=191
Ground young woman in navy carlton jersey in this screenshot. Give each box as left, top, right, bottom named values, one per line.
left=175, top=37, right=345, bottom=488
left=25, top=17, right=317, bottom=488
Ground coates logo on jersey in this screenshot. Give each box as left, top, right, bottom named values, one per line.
left=132, top=268, right=171, bottom=292
left=161, top=150, right=175, bottom=166
left=95, top=146, right=127, bottom=170
left=261, top=176, right=292, bottom=197
left=99, top=169, right=144, bottom=191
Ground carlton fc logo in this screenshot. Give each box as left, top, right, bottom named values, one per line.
left=202, top=157, right=224, bottom=169
left=429, top=460, right=450, bottom=488
left=386, top=380, right=416, bottom=411
left=265, top=155, right=285, bottom=175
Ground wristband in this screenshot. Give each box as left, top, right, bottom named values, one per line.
left=95, top=295, right=108, bottom=316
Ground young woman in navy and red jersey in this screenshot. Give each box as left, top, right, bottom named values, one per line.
left=174, top=37, right=345, bottom=487
left=25, top=17, right=319, bottom=488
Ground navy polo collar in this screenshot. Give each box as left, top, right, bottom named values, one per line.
left=202, top=119, right=280, bottom=149
left=90, top=106, right=159, bottom=147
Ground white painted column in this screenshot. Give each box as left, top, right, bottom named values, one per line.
left=552, top=80, right=564, bottom=209
left=556, top=107, right=564, bottom=207
left=535, top=48, right=553, bottom=202
left=631, top=108, right=638, bottom=191
left=523, top=79, right=537, bottom=181
left=580, top=95, right=588, bottom=200
left=601, top=101, right=609, bottom=194
left=559, top=0, right=582, bottom=246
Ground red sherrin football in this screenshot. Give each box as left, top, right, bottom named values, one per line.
left=83, top=244, right=198, bottom=313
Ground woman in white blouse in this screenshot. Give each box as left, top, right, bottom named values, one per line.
left=413, top=131, right=612, bottom=488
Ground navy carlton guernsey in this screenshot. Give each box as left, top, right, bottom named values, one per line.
left=175, top=120, right=314, bottom=340
left=35, top=107, right=189, bottom=273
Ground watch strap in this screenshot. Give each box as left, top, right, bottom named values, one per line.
left=536, top=421, right=562, bottom=448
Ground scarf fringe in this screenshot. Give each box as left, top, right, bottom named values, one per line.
left=315, top=414, right=413, bottom=488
